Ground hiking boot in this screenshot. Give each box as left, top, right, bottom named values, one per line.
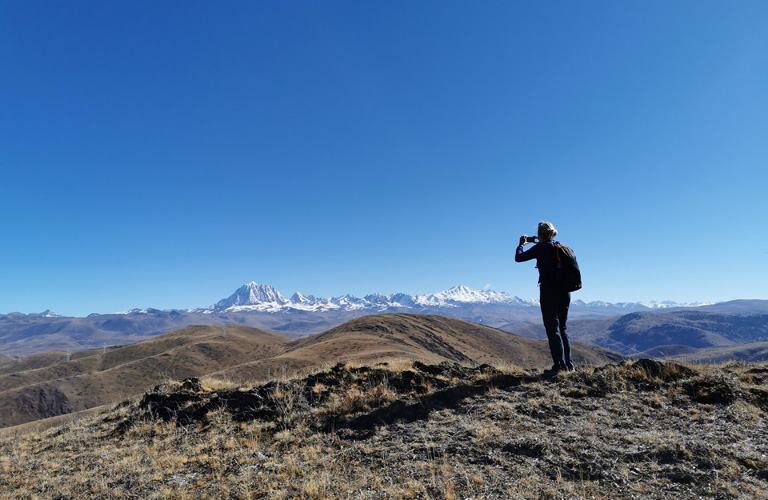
left=544, top=364, right=562, bottom=374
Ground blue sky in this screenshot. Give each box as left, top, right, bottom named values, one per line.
left=2, top=1, right=766, bottom=316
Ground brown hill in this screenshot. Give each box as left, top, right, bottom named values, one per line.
left=0, top=324, right=291, bottom=428
left=570, top=311, right=768, bottom=354
left=633, top=342, right=768, bottom=363
left=215, top=314, right=624, bottom=382
left=0, top=314, right=624, bottom=429
left=0, top=353, right=14, bottom=366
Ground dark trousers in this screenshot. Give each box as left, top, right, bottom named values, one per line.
left=540, top=286, right=572, bottom=369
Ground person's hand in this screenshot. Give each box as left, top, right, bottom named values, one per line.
left=519, top=235, right=528, bottom=247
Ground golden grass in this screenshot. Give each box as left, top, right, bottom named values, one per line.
left=1, top=359, right=767, bottom=499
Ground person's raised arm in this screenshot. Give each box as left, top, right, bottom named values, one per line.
left=516, top=235, right=535, bottom=262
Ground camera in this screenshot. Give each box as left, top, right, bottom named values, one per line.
left=525, top=236, right=538, bottom=243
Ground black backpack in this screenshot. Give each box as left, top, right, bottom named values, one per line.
left=550, top=242, right=582, bottom=292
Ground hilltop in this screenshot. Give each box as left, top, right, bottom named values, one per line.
left=212, top=314, right=623, bottom=383
left=1, top=359, right=766, bottom=499
left=0, top=314, right=622, bottom=429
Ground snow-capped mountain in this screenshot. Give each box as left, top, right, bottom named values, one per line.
left=214, top=282, right=290, bottom=312
left=413, top=285, right=530, bottom=307
left=570, top=299, right=711, bottom=312
left=4, top=280, right=759, bottom=357
left=208, top=282, right=696, bottom=315
left=210, top=283, right=529, bottom=313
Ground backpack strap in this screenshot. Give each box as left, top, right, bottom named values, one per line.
left=549, top=241, right=562, bottom=267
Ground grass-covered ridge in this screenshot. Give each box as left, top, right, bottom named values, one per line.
left=2, top=359, right=767, bottom=499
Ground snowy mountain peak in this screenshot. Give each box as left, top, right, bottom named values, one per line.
left=212, top=282, right=532, bottom=313
left=414, top=285, right=519, bottom=306
left=210, top=282, right=697, bottom=315
left=290, top=292, right=317, bottom=304
left=214, top=282, right=289, bottom=311
left=443, top=285, right=490, bottom=301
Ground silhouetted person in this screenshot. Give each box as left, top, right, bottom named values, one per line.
left=515, top=221, right=574, bottom=373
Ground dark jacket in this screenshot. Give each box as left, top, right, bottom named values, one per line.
left=515, top=242, right=559, bottom=287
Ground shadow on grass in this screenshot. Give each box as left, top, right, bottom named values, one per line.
left=333, top=372, right=543, bottom=438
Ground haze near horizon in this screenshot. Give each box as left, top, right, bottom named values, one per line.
left=2, top=1, right=766, bottom=317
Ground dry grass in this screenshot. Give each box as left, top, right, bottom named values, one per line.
left=1, top=314, right=625, bottom=430
left=1, top=358, right=767, bottom=499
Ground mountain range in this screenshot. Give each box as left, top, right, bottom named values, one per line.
left=1, top=282, right=766, bottom=360
left=211, top=282, right=696, bottom=314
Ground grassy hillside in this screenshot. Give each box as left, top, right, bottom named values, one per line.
left=504, top=310, right=768, bottom=363
left=0, top=309, right=315, bottom=357
left=571, top=311, right=768, bottom=354
left=0, top=325, right=291, bottom=428
left=1, top=359, right=766, bottom=499
left=0, top=354, right=17, bottom=368
left=667, top=341, right=768, bottom=364
left=0, top=314, right=624, bottom=429
left=213, top=314, right=625, bottom=383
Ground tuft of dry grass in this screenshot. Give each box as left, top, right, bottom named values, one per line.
left=1, top=358, right=767, bottom=499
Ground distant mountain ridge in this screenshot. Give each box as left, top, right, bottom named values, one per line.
left=11, top=282, right=706, bottom=319
left=207, top=281, right=700, bottom=315
left=1, top=281, right=763, bottom=358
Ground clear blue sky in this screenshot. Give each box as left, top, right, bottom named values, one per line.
left=2, top=1, right=766, bottom=316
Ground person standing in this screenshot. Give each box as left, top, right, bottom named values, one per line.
left=515, top=221, right=574, bottom=373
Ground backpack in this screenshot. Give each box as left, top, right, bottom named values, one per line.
left=550, top=242, right=582, bottom=292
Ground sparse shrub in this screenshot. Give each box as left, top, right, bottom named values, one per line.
left=200, top=375, right=243, bottom=392
left=684, top=373, right=738, bottom=404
